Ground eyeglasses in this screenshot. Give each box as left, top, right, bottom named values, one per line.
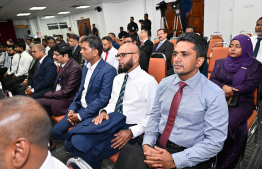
left=123, top=41, right=133, bottom=44
left=115, top=53, right=136, bottom=59
left=53, top=53, right=62, bottom=56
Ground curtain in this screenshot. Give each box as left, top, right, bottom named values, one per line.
left=0, top=20, right=17, bottom=43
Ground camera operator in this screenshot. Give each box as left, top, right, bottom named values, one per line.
left=139, top=14, right=152, bottom=37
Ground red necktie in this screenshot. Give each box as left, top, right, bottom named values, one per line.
left=140, top=41, right=144, bottom=47
left=105, top=52, right=109, bottom=62
left=59, top=65, right=63, bottom=73
left=159, top=81, right=187, bottom=148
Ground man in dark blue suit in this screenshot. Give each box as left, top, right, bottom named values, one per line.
left=52, top=35, right=117, bottom=141
left=23, top=44, right=57, bottom=99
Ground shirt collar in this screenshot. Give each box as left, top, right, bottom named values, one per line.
left=160, top=39, right=167, bottom=44
left=39, top=151, right=50, bottom=169
left=127, top=65, right=141, bottom=80
left=74, top=45, right=78, bottom=51
left=39, top=55, right=47, bottom=64
left=173, top=70, right=201, bottom=89
left=86, top=59, right=101, bottom=70
left=143, top=39, right=148, bottom=43
left=61, top=61, right=68, bottom=68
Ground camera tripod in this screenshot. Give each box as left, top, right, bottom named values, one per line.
left=173, top=9, right=183, bottom=37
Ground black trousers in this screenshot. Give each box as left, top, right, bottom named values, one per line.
left=114, top=135, right=213, bottom=169
left=181, top=15, right=189, bottom=32
left=2, top=75, right=26, bottom=91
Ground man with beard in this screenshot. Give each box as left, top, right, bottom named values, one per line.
left=101, top=36, right=119, bottom=70
left=127, top=16, right=139, bottom=40
left=47, top=37, right=56, bottom=60
left=0, top=96, right=67, bottom=169
left=80, top=43, right=158, bottom=169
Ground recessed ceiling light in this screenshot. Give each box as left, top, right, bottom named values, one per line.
left=76, top=6, right=90, bottom=9
left=30, top=7, right=46, bottom=10
left=17, top=13, right=31, bottom=16
left=41, top=16, right=55, bottom=19
left=58, top=11, right=70, bottom=14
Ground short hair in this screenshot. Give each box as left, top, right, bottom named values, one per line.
left=0, top=97, right=52, bottom=149
left=1, top=43, right=8, bottom=48
left=145, top=13, right=148, bottom=17
left=27, top=30, right=31, bottom=33
left=53, top=43, right=72, bottom=58
left=125, top=34, right=137, bottom=42
left=42, top=39, right=48, bottom=44
left=108, top=33, right=116, bottom=38
left=81, top=35, right=103, bottom=56
left=120, top=27, right=123, bottom=29
left=57, top=35, right=63, bottom=39
left=32, top=44, right=45, bottom=52
left=102, top=36, right=113, bottom=43
left=49, top=37, right=56, bottom=43
left=7, top=45, right=15, bottom=50
left=130, top=16, right=134, bottom=20
left=141, top=28, right=149, bottom=35
left=17, top=38, right=25, bottom=43
left=15, top=41, right=26, bottom=50
left=27, top=38, right=32, bottom=42
left=257, top=17, right=262, bottom=23
left=177, top=33, right=208, bottom=58
left=56, top=39, right=66, bottom=43
left=186, top=26, right=197, bottom=33
left=157, top=28, right=167, bottom=34
left=69, top=34, right=80, bottom=41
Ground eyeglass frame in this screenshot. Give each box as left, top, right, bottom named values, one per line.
left=115, top=52, right=136, bottom=59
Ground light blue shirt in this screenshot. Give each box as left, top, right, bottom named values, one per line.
left=143, top=71, right=228, bottom=169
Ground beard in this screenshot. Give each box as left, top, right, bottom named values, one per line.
left=118, top=58, right=133, bottom=74
left=256, top=31, right=262, bottom=36
left=103, top=46, right=110, bottom=52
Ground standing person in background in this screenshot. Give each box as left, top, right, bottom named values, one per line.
left=127, top=16, right=139, bottom=41
left=68, top=27, right=75, bottom=34
left=84, top=23, right=90, bottom=36
left=26, top=30, right=34, bottom=39
left=181, top=0, right=193, bottom=32
left=92, top=24, right=99, bottom=37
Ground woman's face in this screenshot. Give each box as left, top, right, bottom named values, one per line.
left=229, top=40, right=242, bottom=58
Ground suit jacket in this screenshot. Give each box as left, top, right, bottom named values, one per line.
left=47, top=47, right=54, bottom=60
left=72, top=45, right=82, bottom=65
left=139, top=50, right=149, bottom=72
left=137, top=40, right=153, bottom=61
left=31, top=56, right=57, bottom=99
left=27, top=59, right=37, bottom=84
left=64, top=112, right=126, bottom=155
left=68, top=59, right=117, bottom=120
left=152, top=40, right=174, bottom=70
left=43, top=59, right=82, bottom=116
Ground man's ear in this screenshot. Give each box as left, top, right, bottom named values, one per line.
left=12, top=138, right=30, bottom=168
left=196, top=57, right=204, bottom=68
left=93, top=49, right=99, bottom=57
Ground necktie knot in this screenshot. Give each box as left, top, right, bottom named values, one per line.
left=258, top=38, right=262, bottom=41
left=179, top=81, right=187, bottom=89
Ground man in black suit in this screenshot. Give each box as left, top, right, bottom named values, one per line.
left=22, top=44, right=57, bottom=99
left=47, top=37, right=55, bottom=60
left=137, top=29, right=153, bottom=66
left=124, top=34, right=148, bottom=71
left=152, top=29, right=174, bottom=71
left=69, top=34, right=82, bottom=65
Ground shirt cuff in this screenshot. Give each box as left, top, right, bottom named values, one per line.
left=129, top=125, right=142, bottom=138
left=31, top=88, right=34, bottom=93
left=172, top=151, right=188, bottom=169
left=77, top=113, right=82, bottom=121
left=142, top=135, right=157, bottom=148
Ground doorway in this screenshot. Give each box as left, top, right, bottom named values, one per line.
left=77, top=18, right=91, bottom=37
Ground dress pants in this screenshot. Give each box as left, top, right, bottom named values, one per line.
left=181, top=15, right=189, bottom=32
left=2, top=75, right=26, bottom=91
left=37, top=98, right=53, bottom=116
left=10, top=83, right=28, bottom=95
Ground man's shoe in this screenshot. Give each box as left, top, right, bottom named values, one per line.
left=48, top=139, right=56, bottom=151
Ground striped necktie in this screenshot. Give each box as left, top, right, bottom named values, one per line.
left=114, top=74, right=128, bottom=113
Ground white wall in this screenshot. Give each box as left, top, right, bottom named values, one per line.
left=204, top=0, right=262, bottom=43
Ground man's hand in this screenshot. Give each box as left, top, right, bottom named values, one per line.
left=25, top=87, right=32, bottom=96
left=222, top=85, right=239, bottom=98
left=67, top=111, right=80, bottom=125
left=144, top=146, right=176, bottom=169
left=22, top=79, right=28, bottom=86
left=186, top=12, right=189, bottom=18
left=4, top=72, right=8, bottom=77
left=111, top=129, right=133, bottom=149
left=92, top=111, right=109, bottom=125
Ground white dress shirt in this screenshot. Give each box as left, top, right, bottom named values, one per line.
left=102, top=66, right=158, bottom=138
left=15, top=51, right=33, bottom=77
left=7, top=53, right=20, bottom=75
left=101, top=47, right=119, bottom=70
left=80, top=59, right=101, bottom=109
left=25, top=44, right=30, bottom=53
left=39, top=151, right=68, bottom=169
left=251, top=35, right=262, bottom=62
left=0, top=52, right=6, bottom=65
left=45, top=46, right=50, bottom=55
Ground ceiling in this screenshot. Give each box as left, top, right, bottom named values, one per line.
left=0, top=0, right=128, bottom=20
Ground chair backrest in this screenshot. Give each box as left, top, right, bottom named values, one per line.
left=239, top=30, right=252, bottom=37
left=170, top=39, right=177, bottom=49
left=148, top=58, right=166, bottom=83
left=208, top=47, right=229, bottom=72
left=207, top=38, right=224, bottom=59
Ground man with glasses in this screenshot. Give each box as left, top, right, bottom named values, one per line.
left=37, top=43, right=82, bottom=117
left=78, top=43, right=158, bottom=169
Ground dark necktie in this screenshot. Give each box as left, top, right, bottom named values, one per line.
left=59, top=65, right=63, bottom=73
left=9, top=56, right=13, bottom=72
left=33, top=62, right=41, bottom=78
left=159, top=81, right=187, bottom=148
left=253, top=38, right=262, bottom=58
left=114, top=74, right=128, bottom=113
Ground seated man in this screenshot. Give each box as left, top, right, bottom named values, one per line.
left=118, top=27, right=128, bottom=40
left=78, top=43, right=158, bottom=169
left=52, top=35, right=117, bottom=140
left=37, top=43, right=82, bottom=116
left=124, top=34, right=148, bottom=71
left=69, top=34, right=82, bottom=65
left=101, top=36, right=119, bottom=70
left=0, top=96, right=67, bottom=169
left=0, top=43, right=10, bottom=77
left=120, top=33, right=228, bottom=169
left=47, top=37, right=56, bottom=60
left=22, top=44, right=57, bottom=99
left=137, top=28, right=153, bottom=65
left=108, top=32, right=120, bottom=50
left=152, top=29, right=174, bottom=71
left=2, top=42, right=33, bottom=91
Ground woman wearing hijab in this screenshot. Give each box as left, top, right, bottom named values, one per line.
left=210, top=35, right=262, bottom=169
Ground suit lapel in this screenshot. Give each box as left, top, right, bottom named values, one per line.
left=54, top=59, right=73, bottom=88
left=86, top=59, right=104, bottom=92
left=156, top=40, right=168, bottom=51
left=73, top=45, right=80, bottom=55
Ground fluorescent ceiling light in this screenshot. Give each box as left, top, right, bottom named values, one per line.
left=41, top=16, right=55, bottom=19
left=76, top=6, right=90, bottom=9
left=58, top=11, right=70, bottom=14
left=30, top=7, right=46, bottom=10
left=17, top=13, right=31, bottom=16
